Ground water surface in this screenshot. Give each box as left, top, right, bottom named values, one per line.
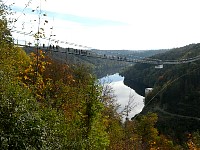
left=100, top=73, right=144, bottom=120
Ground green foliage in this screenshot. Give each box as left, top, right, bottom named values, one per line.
left=0, top=72, right=41, bottom=149
left=136, top=113, right=158, bottom=142
left=190, top=131, right=200, bottom=148
left=133, top=113, right=181, bottom=149
left=0, top=5, right=110, bottom=148
left=0, top=72, right=73, bottom=149
left=122, top=43, right=200, bottom=145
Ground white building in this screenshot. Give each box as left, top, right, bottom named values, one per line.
left=145, top=88, right=153, bottom=97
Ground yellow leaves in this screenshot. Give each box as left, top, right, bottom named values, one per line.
left=187, top=133, right=200, bottom=150
left=22, top=82, right=29, bottom=88
left=17, top=50, right=51, bottom=96
left=46, top=61, right=51, bottom=65
left=67, top=74, right=76, bottom=84
left=35, top=93, right=43, bottom=101
left=30, top=52, right=35, bottom=57
left=29, top=50, right=48, bottom=74
left=16, top=76, right=22, bottom=80
left=24, top=68, right=29, bottom=74
left=149, top=141, right=157, bottom=149
left=24, top=75, right=28, bottom=80
left=187, top=140, right=197, bottom=150
left=102, top=117, right=109, bottom=127
left=1, top=46, right=31, bottom=76
left=42, top=65, right=45, bottom=69
left=130, top=135, right=141, bottom=142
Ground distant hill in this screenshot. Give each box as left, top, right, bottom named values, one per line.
left=92, top=49, right=168, bottom=59
left=121, top=43, right=200, bottom=142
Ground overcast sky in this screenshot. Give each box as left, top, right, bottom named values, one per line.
left=6, top=0, right=200, bottom=50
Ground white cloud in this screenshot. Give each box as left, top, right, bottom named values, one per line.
left=6, top=0, right=200, bottom=49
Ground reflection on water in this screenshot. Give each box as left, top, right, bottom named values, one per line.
left=100, top=73, right=144, bottom=120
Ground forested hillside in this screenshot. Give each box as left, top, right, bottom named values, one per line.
left=121, top=43, right=200, bottom=144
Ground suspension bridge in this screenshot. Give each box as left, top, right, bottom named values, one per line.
left=12, top=30, right=200, bottom=68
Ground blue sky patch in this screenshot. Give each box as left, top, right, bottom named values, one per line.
left=12, top=6, right=128, bottom=27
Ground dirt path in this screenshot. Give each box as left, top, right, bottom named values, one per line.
left=155, top=107, right=200, bottom=121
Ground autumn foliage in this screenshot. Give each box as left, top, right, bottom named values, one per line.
left=1, top=2, right=200, bottom=149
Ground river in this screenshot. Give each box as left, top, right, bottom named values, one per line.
left=100, top=73, right=144, bottom=120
